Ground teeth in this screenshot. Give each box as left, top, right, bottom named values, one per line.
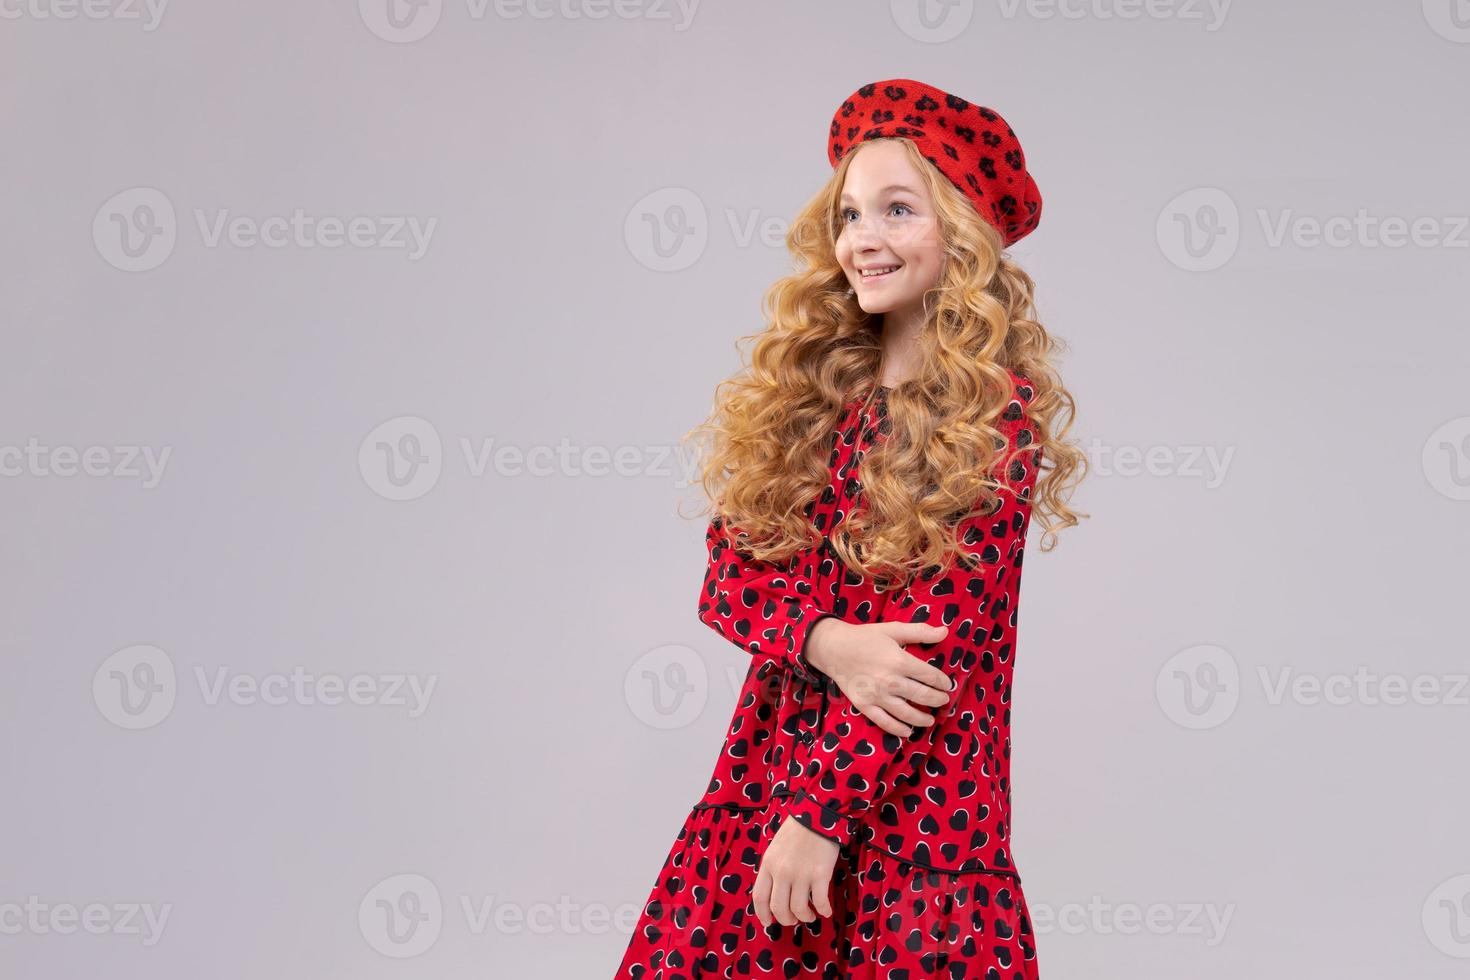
left=862, top=266, right=899, bottom=277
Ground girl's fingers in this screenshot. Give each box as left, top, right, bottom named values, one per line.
left=881, top=621, right=949, bottom=648
left=751, top=868, right=773, bottom=929
left=810, top=872, right=834, bottom=918
left=788, top=879, right=816, bottom=924
left=853, top=702, right=913, bottom=738
left=768, top=878, right=795, bottom=928
left=900, top=656, right=956, bottom=695
left=880, top=694, right=942, bottom=729
left=892, top=673, right=953, bottom=708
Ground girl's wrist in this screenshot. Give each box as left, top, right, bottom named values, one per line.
left=804, top=617, right=843, bottom=677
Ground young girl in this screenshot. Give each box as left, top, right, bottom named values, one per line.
left=616, top=78, right=1085, bottom=979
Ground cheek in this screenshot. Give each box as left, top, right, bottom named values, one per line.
left=834, top=234, right=852, bottom=266
left=895, top=227, right=943, bottom=271
left=893, top=223, right=940, bottom=257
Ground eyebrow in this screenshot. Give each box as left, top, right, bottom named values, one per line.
left=839, top=184, right=921, bottom=204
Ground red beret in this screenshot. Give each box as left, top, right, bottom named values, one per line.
left=828, top=78, right=1043, bottom=247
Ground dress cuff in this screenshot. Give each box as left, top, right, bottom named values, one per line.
left=784, top=787, right=855, bottom=848
left=786, top=608, right=834, bottom=690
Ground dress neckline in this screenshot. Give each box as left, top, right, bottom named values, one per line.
left=854, top=382, right=889, bottom=415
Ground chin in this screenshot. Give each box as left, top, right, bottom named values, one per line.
left=855, top=292, right=918, bottom=315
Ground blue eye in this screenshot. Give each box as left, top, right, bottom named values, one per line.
left=842, top=203, right=913, bottom=223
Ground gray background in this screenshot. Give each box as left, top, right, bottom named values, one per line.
left=3, top=1, right=1468, bottom=977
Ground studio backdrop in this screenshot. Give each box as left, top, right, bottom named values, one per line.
left=2, top=2, right=1466, bottom=978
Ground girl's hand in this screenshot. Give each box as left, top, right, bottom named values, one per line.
left=751, top=817, right=838, bottom=929
left=804, top=618, right=954, bottom=737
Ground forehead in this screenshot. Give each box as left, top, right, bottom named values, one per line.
left=838, top=141, right=931, bottom=203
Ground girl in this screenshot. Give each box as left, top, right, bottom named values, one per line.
left=616, top=78, right=1085, bottom=979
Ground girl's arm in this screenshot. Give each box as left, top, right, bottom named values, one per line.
left=698, top=515, right=836, bottom=689
left=783, top=409, right=1040, bottom=849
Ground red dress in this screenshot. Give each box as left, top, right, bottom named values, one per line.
left=615, top=373, right=1043, bottom=979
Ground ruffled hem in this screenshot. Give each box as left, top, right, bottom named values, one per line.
left=615, top=801, right=1040, bottom=979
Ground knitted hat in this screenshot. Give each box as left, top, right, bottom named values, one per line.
left=828, top=78, right=1042, bottom=246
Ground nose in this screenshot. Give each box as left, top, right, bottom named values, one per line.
left=846, top=211, right=883, bottom=251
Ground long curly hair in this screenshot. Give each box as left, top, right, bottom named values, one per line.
left=681, top=136, right=1088, bottom=592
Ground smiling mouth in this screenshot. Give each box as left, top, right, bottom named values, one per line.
left=858, top=264, right=901, bottom=283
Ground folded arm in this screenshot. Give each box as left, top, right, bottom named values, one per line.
left=784, top=407, right=1040, bottom=848
left=697, top=515, right=836, bottom=689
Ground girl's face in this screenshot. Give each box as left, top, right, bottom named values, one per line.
left=834, top=140, right=945, bottom=324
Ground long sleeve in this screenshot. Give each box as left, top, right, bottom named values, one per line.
left=697, top=515, right=836, bottom=689
left=784, top=410, right=1040, bottom=849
